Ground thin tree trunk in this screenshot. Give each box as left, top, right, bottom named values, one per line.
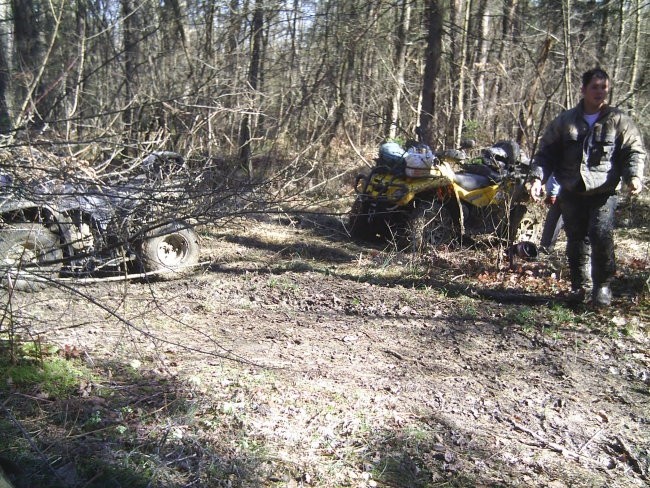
left=386, top=0, right=411, bottom=139
left=561, top=0, right=574, bottom=108
left=627, top=0, right=641, bottom=112
left=596, top=0, right=611, bottom=65
left=452, top=0, right=471, bottom=146
left=489, top=0, right=518, bottom=139
left=204, top=1, right=214, bottom=59
left=239, top=0, right=264, bottom=176
left=610, top=0, right=625, bottom=103
left=419, top=0, right=444, bottom=147
left=321, top=2, right=358, bottom=149
left=121, top=0, right=138, bottom=139
left=0, top=21, right=10, bottom=133
left=11, top=0, right=42, bottom=127
left=473, top=0, right=489, bottom=121
left=226, top=0, right=242, bottom=79
left=67, top=0, right=87, bottom=139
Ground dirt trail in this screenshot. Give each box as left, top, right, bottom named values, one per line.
left=5, top=216, right=649, bottom=487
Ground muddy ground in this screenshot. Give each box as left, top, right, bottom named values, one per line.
left=2, top=205, right=649, bottom=487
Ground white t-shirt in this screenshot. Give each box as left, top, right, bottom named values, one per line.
left=584, top=112, right=599, bottom=127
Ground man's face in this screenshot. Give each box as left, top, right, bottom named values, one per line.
left=581, top=76, right=609, bottom=111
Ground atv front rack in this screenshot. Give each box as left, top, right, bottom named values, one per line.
left=354, top=165, right=453, bottom=207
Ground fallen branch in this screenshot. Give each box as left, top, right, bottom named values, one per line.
left=498, top=414, right=607, bottom=468
left=4, top=260, right=209, bottom=285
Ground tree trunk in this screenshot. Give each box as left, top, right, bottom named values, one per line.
left=11, top=0, right=43, bottom=127
left=596, top=0, right=611, bottom=65
left=488, top=0, right=518, bottom=139
left=627, top=0, right=641, bottom=113
left=0, top=27, right=11, bottom=133
left=203, top=0, right=215, bottom=59
left=385, top=0, right=411, bottom=139
left=472, top=0, right=490, bottom=122
left=121, top=0, right=138, bottom=140
left=419, top=0, right=444, bottom=147
left=239, top=0, right=264, bottom=176
left=66, top=0, right=87, bottom=139
left=561, top=0, right=574, bottom=108
left=321, top=1, right=359, bottom=149
left=610, top=0, right=625, bottom=103
left=225, top=0, right=242, bottom=83
left=450, top=0, right=471, bottom=146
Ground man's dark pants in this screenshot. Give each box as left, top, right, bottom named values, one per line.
left=559, top=191, right=617, bottom=291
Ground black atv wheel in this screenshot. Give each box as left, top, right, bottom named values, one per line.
left=140, top=221, right=200, bottom=277
left=349, top=196, right=380, bottom=241
left=0, top=224, right=63, bottom=291
left=407, top=201, right=457, bottom=252
left=508, top=204, right=544, bottom=243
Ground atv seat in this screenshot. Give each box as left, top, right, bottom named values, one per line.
left=453, top=173, right=492, bottom=191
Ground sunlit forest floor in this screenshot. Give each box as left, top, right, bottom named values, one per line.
left=1, top=192, right=648, bottom=487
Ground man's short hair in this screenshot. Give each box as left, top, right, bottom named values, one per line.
left=582, top=68, right=609, bottom=87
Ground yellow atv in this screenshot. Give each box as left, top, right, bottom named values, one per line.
left=349, top=139, right=545, bottom=252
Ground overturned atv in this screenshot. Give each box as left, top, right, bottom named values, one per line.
left=0, top=152, right=201, bottom=291
left=349, top=139, right=544, bottom=252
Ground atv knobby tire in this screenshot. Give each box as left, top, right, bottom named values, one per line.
left=140, top=221, right=200, bottom=278
left=508, top=204, right=544, bottom=243
left=0, top=224, right=63, bottom=291
left=348, top=196, right=377, bottom=241
left=407, top=201, right=457, bottom=252
left=348, top=196, right=405, bottom=243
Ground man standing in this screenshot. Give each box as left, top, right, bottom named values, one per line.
left=530, top=68, right=645, bottom=307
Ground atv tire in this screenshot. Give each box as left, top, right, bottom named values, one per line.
left=508, top=204, right=544, bottom=243
left=0, top=224, right=63, bottom=291
left=348, top=196, right=377, bottom=241
left=140, top=221, right=200, bottom=278
left=407, top=201, right=458, bottom=252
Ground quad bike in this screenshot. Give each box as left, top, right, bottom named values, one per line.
left=0, top=152, right=201, bottom=291
left=349, top=138, right=545, bottom=252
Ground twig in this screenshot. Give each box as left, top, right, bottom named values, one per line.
left=383, top=349, right=405, bottom=361
left=578, top=427, right=604, bottom=454
left=344, top=127, right=372, bottom=168
left=499, top=414, right=606, bottom=468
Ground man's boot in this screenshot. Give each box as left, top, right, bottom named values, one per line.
left=592, top=285, right=612, bottom=307
left=591, top=223, right=616, bottom=308
left=566, top=239, right=590, bottom=303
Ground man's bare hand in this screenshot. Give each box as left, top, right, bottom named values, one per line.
left=530, top=178, right=543, bottom=201
left=629, top=176, right=643, bottom=195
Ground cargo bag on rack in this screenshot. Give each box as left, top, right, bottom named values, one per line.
left=404, top=146, right=435, bottom=178
left=377, top=142, right=407, bottom=173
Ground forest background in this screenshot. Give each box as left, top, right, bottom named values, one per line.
left=0, top=0, right=648, bottom=180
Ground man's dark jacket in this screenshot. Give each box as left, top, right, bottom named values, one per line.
left=532, top=101, right=645, bottom=195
